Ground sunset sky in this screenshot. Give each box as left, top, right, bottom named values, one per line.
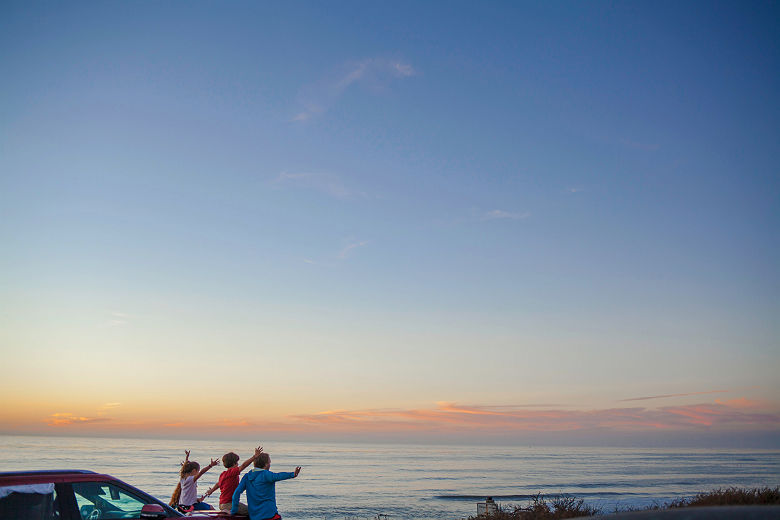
left=1, top=1, right=778, bottom=447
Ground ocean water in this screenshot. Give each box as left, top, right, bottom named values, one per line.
left=0, top=435, right=778, bottom=519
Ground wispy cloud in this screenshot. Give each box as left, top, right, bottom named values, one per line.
left=99, top=311, right=130, bottom=328
left=481, top=209, right=530, bottom=221
left=98, top=403, right=121, bottom=415
left=715, top=398, right=762, bottom=409
left=338, top=239, right=370, bottom=259
left=47, top=402, right=121, bottom=426
left=392, top=62, right=415, bottom=77
left=290, top=400, right=780, bottom=433
left=619, top=390, right=730, bottom=402
left=37, top=399, right=780, bottom=439
left=297, top=238, right=370, bottom=266
left=274, top=171, right=359, bottom=200
left=438, top=209, right=531, bottom=227
left=47, top=413, right=112, bottom=426
left=293, top=57, right=415, bottom=121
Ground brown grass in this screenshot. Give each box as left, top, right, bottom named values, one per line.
left=467, top=488, right=780, bottom=519
left=468, top=494, right=601, bottom=520
left=667, top=487, right=780, bottom=508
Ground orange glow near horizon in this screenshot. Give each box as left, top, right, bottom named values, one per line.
left=2, top=397, right=779, bottom=441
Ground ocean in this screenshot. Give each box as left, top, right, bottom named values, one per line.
left=0, top=435, right=778, bottom=519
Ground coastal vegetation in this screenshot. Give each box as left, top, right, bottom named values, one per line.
left=667, top=487, right=780, bottom=508
left=468, top=488, right=780, bottom=519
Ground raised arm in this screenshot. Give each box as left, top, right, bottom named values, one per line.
left=194, top=458, right=220, bottom=482
left=268, top=467, right=301, bottom=482
left=238, top=445, right=264, bottom=472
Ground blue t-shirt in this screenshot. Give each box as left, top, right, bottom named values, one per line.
left=231, top=468, right=295, bottom=519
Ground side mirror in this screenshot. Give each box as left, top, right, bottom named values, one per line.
left=140, top=504, right=167, bottom=519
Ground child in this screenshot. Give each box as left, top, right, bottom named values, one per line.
left=203, top=445, right=264, bottom=514
left=179, top=455, right=220, bottom=512
left=168, top=449, right=192, bottom=507
left=230, top=451, right=301, bottom=519
left=169, top=450, right=191, bottom=507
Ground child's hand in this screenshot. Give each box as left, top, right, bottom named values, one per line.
left=294, top=466, right=301, bottom=478
left=255, top=446, right=263, bottom=456
left=210, top=458, right=220, bottom=467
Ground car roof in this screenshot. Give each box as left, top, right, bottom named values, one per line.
left=0, top=470, right=96, bottom=476
left=0, top=470, right=115, bottom=485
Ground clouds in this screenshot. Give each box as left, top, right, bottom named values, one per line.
left=301, top=237, right=370, bottom=264
left=98, top=402, right=121, bottom=413
left=99, top=311, right=129, bottom=328
left=293, top=58, right=415, bottom=121
left=274, top=172, right=354, bottom=199
left=441, top=208, right=531, bottom=225
left=269, top=171, right=371, bottom=262
left=47, top=413, right=112, bottom=426
left=481, top=209, right=530, bottom=221
left=289, top=400, right=780, bottom=434
left=338, top=239, right=370, bottom=259
left=47, top=403, right=121, bottom=426
left=35, top=398, right=780, bottom=444
left=619, top=390, right=730, bottom=402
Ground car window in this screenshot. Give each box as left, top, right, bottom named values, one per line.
left=0, top=483, right=59, bottom=520
left=71, top=482, right=147, bottom=520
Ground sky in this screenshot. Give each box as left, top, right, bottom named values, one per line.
left=0, top=1, right=778, bottom=447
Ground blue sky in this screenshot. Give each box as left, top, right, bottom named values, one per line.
left=1, top=1, right=778, bottom=445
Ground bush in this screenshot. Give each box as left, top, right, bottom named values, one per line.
left=468, top=494, right=601, bottom=520
left=466, top=487, right=780, bottom=520
left=668, top=487, right=780, bottom=508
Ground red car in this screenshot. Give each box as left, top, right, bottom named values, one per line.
left=0, top=470, right=244, bottom=520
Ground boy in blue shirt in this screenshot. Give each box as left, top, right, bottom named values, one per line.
left=231, top=452, right=301, bottom=520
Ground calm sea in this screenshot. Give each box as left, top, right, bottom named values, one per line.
left=0, top=435, right=778, bottom=519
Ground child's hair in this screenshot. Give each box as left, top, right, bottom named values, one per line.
left=180, top=461, right=200, bottom=478
left=222, top=452, right=240, bottom=468
left=254, top=453, right=271, bottom=468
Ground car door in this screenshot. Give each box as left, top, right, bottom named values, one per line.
left=64, top=480, right=179, bottom=520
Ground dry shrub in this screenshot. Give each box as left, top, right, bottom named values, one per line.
left=467, top=487, right=780, bottom=520
left=668, top=487, right=780, bottom=508
left=469, top=494, right=600, bottom=520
